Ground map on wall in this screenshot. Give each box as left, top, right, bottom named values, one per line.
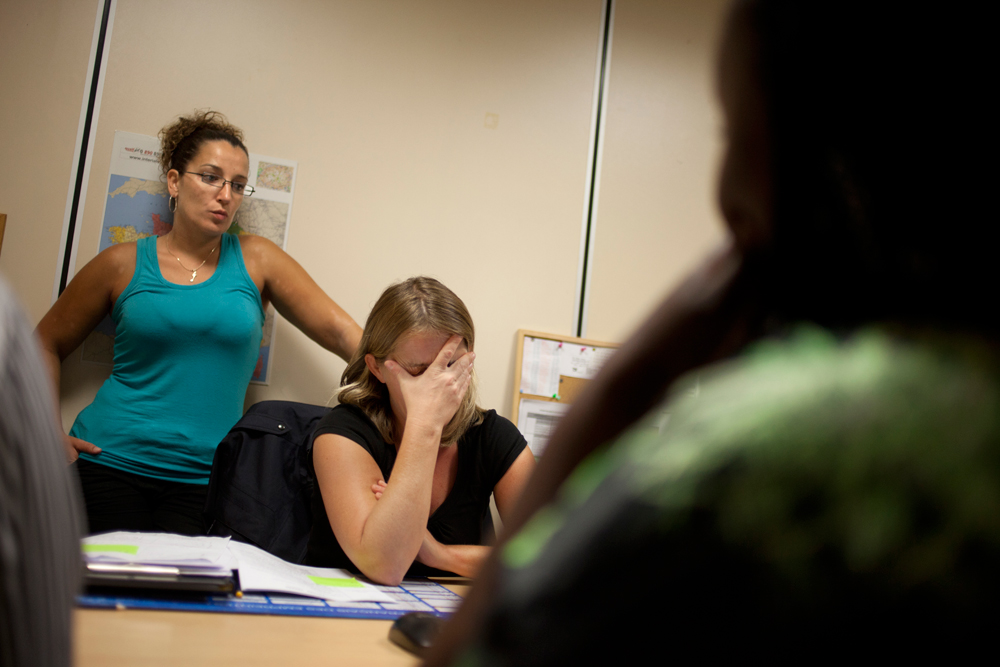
left=79, top=131, right=298, bottom=385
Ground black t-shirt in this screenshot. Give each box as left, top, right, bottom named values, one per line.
left=304, top=404, right=527, bottom=575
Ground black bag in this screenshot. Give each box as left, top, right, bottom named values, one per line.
left=203, top=400, right=330, bottom=563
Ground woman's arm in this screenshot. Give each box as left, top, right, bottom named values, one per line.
left=414, top=447, right=536, bottom=577
left=35, top=243, right=136, bottom=461
left=416, top=533, right=489, bottom=579
left=314, top=432, right=435, bottom=584
left=493, top=448, right=536, bottom=520
left=313, top=336, right=474, bottom=585
left=239, top=235, right=362, bottom=362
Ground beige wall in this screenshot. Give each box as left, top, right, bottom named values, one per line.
left=0, top=0, right=731, bottom=430
left=585, top=0, right=730, bottom=343
left=0, top=0, right=98, bottom=322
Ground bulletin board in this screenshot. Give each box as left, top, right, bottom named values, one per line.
left=512, top=329, right=619, bottom=457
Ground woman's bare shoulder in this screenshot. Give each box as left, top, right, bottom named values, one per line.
left=237, top=233, right=281, bottom=255
left=95, top=240, right=138, bottom=270
left=66, top=241, right=138, bottom=288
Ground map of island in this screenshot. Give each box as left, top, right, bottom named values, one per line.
left=256, top=162, right=294, bottom=193
left=109, top=177, right=167, bottom=199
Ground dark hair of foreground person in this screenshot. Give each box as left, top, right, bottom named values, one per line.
left=426, top=0, right=996, bottom=662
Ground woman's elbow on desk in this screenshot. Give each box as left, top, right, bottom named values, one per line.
left=349, top=548, right=411, bottom=587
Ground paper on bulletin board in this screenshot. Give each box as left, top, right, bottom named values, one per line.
left=519, top=336, right=562, bottom=397
left=560, top=344, right=616, bottom=380
left=79, top=131, right=297, bottom=385
left=517, top=398, right=570, bottom=457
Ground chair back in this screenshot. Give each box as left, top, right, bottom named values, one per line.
left=204, top=400, right=329, bottom=563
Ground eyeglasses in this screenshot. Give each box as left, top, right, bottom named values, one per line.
left=183, top=171, right=255, bottom=197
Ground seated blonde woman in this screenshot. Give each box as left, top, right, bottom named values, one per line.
left=305, top=277, right=535, bottom=585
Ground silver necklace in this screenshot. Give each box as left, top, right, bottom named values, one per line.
left=166, top=237, right=219, bottom=283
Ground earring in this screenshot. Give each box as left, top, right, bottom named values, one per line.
left=169, top=196, right=177, bottom=213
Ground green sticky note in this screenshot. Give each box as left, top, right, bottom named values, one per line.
left=308, top=575, right=364, bottom=588
left=82, top=544, right=139, bottom=555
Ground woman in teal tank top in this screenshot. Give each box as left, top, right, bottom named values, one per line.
left=36, top=111, right=363, bottom=535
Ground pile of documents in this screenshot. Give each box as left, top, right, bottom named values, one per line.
left=82, top=532, right=393, bottom=604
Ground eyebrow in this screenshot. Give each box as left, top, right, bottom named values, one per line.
left=198, top=163, right=249, bottom=181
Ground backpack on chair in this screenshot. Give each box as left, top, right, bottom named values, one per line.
left=203, top=400, right=330, bottom=563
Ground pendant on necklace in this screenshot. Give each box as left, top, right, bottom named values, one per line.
left=190, top=271, right=197, bottom=283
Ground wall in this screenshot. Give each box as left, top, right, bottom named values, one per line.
left=585, top=0, right=729, bottom=343
left=0, top=0, right=731, bottom=429
left=0, top=0, right=98, bottom=323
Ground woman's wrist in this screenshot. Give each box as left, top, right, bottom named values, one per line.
left=417, top=537, right=487, bottom=578
left=402, top=416, right=444, bottom=445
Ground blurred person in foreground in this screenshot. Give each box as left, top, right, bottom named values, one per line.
left=1, top=278, right=83, bottom=667
left=427, top=0, right=996, bottom=662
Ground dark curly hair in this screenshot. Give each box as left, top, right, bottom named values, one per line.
left=157, top=110, right=248, bottom=178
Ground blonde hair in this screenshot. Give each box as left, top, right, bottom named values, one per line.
left=339, top=277, right=485, bottom=444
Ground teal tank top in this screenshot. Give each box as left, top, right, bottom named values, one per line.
left=72, top=234, right=264, bottom=483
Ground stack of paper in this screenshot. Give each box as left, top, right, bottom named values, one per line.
left=82, top=532, right=393, bottom=604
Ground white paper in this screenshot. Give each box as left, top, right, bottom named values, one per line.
left=82, top=531, right=235, bottom=570
left=227, top=541, right=391, bottom=604
left=559, top=344, right=616, bottom=380
left=82, top=532, right=392, bottom=604
left=519, top=337, right=562, bottom=397
left=516, top=398, right=570, bottom=457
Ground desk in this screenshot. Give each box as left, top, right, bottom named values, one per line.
left=75, top=582, right=469, bottom=667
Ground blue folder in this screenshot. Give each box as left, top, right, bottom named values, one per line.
left=79, top=578, right=463, bottom=620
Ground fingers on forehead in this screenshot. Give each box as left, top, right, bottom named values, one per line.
left=438, top=335, right=464, bottom=358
